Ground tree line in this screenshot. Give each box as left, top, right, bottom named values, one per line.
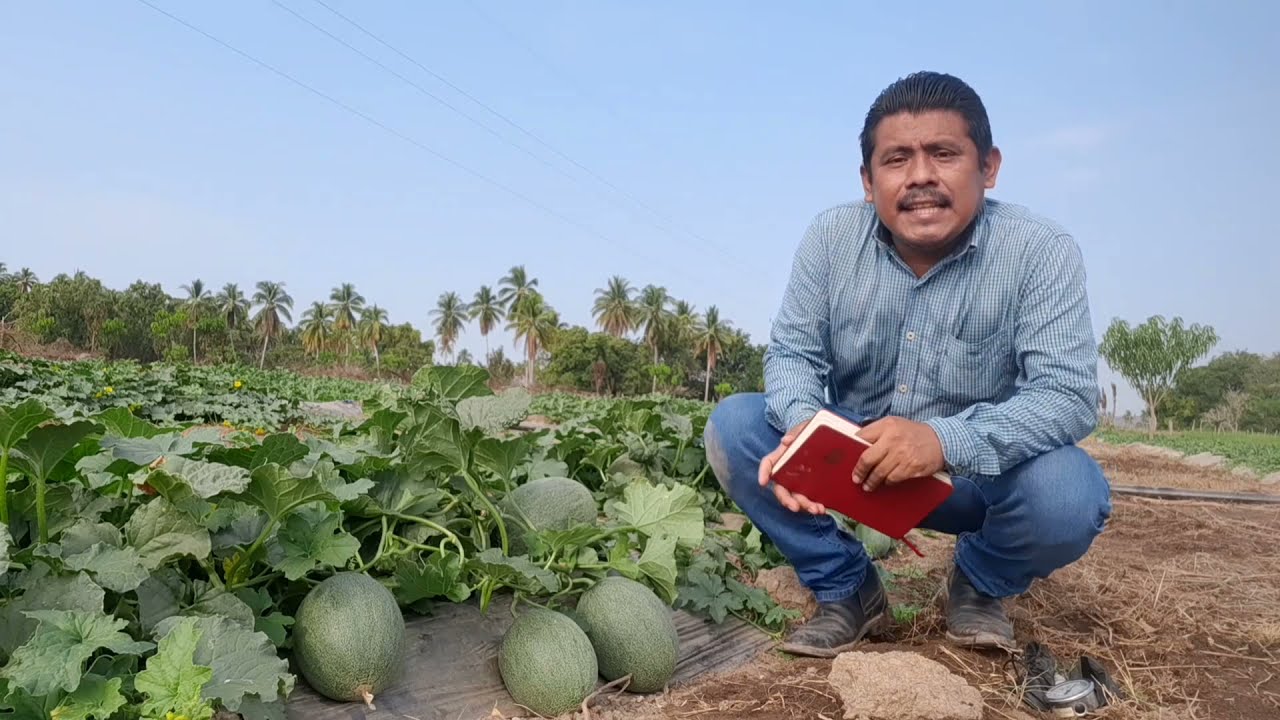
left=0, top=263, right=764, bottom=401
left=1098, top=315, right=1280, bottom=433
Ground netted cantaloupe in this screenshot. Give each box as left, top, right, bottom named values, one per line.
left=575, top=576, right=679, bottom=693
left=498, top=607, right=598, bottom=715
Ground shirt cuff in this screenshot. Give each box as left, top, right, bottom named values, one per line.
left=924, top=415, right=985, bottom=478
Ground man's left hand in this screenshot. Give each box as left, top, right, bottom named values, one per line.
left=853, top=417, right=946, bottom=492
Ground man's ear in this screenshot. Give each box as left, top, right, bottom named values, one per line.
left=982, top=146, right=1002, bottom=189
left=860, top=165, right=873, bottom=202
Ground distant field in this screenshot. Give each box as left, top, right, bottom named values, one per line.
left=1093, top=427, right=1280, bottom=474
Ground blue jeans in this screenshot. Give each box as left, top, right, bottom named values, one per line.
left=703, top=393, right=1112, bottom=603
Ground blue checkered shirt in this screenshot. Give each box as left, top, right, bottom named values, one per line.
left=764, top=197, right=1099, bottom=479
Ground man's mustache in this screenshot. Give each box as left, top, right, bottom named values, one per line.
left=899, top=188, right=951, bottom=210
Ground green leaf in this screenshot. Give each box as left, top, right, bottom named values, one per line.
left=412, top=364, right=492, bottom=402
left=467, top=548, right=559, bottom=595
left=9, top=421, right=100, bottom=483
left=265, top=506, right=360, bottom=581
left=0, top=525, right=13, bottom=575
left=49, top=673, right=127, bottom=720
left=472, top=435, right=531, bottom=485
left=637, top=533, right=679, bottom=604
left=58, top=520, right=121, bottom=556
left=135, top=616, right=215, bottom=720
left=124, top=498, right=213, bottom=569
left=63, top=543, right=150, bottom=594
left=98, top=432, right=195, bottom=467
left=0, top=573, right=106, bottom=658
left=136, top=571, right=185, bottom=635
left=1, top=609, right=153, bottom=697
left=457, top=388, right=531, bottom=433
left=251, top=433, right=309, bottom=470
left=0, top=399, right=52, bottom=451
left=151, top=456, right=252, bottom=498
left=233, top=464, right=336, bottom=523
left=153, top=615, right=295, bottom=711
left=92, top=407, right=169, bottom=438
left=607, top=479, right=705, bottom=548
left=393, top=552, right=470, bottom=605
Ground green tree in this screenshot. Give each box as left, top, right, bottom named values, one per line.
left=591, top=275, right=636, bottom=337
left=497, top=265, right=538, bottom=313
left=179, top=279, right=210, bottom=363
left=328, top=283, right=365, bottom=361
left=693, top=305, right=733, bottom=401
left=1098, top=315, right=1219, bottom=433
left=469, top=285, right=504, bottom=362
left=507, top=291, right=559, bottom=387
left=634, top=284, right=671, bottom=392
left=299, top=301, right=333, bottom=358
left=252, top=281, right=294, bottom=368
left=359, top=304, right=390, bottom=370
left=216, top=282, right=250, bottom=332
left=432, top=291, right=468, bottom=363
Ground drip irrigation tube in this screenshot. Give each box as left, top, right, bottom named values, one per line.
left=1112, top=484, right=1280, bottom=505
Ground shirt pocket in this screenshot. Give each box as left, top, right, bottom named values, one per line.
left=926, top=325, right=1014, bottom=406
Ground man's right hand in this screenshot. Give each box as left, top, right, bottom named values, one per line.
left=757, top=418, right=827, bottom=515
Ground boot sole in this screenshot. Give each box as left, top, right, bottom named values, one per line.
left=945, top=629, right=1018, bottom=653
left=777, top=608, right=892, bottom=659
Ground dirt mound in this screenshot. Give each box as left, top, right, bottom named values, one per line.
left=1082, top=436, right=1280, bottom=496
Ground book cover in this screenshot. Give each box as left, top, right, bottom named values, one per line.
left=769, top=409, right=954, bottom=553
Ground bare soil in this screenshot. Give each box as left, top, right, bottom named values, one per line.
left=574, top=445, right=1280, bottom=720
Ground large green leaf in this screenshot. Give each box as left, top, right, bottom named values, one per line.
left=233, top=464, right=337, bottom=523
left=607, top=479, right=705, bottom=548
left=49, top=673, right=127, bottom=720
left=1, top=609, right=153, bottom=697
left=9, top=421, right=100, bottom=483
left=265, top=506, right=360, bottom=581
left=0, top=399, right=52, bottom=451
left=134, top=617, right=215, bottom=720
left=153, top=615, right=295, bottom=712
left=124, top=498, right=212, bottom=569
left=0, top=573, right=106, bottom=657
left=411, top=364, right=492, bottom=403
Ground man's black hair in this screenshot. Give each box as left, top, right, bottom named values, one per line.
left=859, top=71, right=993, bottom=170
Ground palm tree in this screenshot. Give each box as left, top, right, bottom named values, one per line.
left=358, top=304, right=389, bottom=370
left=13, top=268, right=37, bottom=294
left=694, top=306, right=733, bottom=401
left=179, top=279, right=210, bottom=363
left=592, top=275, right=636, bottom=337
left=497, top=265, right=538, bottom=313
left=634, top=284, right=672, bottom=392
left=328, top=283, right=365, bottom=360
left=469, top=285, right=504, bottom=362
left=506, top=291, right=559, bottom=387
left=300, top=301, right=333, bottom=358
left=252, top=281, right=293, bottom=368
left=432, top=291, right=468, bottom=362
left=215, top=283, right=250, bottom=331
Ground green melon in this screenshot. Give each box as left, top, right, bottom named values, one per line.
left=855, top=523, right=896, bottom=559
left=498, top=607, right=598, bottom=716
left=292, top=572, right=406, bottom=709
left=575, top=576, right=679, bottom=693
left=502, top=476, right=598, bottom=552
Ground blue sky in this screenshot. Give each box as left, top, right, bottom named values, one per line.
left=2, top=1, right=1277, bottom=413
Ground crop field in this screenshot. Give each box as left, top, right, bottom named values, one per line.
left=0, top=355, right=1277, bottom=720
left=1094, top=427, right=1280, bottom=474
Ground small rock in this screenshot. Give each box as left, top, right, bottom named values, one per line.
left=1261, top=472, right=1280, bottom=486
left=828, top=650, right=983, bottom=720
left=753, top=566, right=817, bottom=621
left=716, top=512, right=748, bottom=532
left=1184, top=452, right=1226, bottom=468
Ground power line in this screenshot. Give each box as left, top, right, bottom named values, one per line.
left=132, top=0, right=703, bottom=288
left=305, top=0, right=762, bottom=275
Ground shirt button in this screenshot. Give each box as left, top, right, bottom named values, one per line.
left=898, top=384, right=908, bottom=393
left=906, top=331, right=916, bottom=341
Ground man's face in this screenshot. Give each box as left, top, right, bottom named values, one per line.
left=860, top=110, right=1001, bottom=257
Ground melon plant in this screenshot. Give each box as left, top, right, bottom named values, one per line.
left=575, top=576, right=679, bottom=693
left=499, top=607, right=598, bottom=716
left=292, top=572, right=406, bottom=709
left=501, top=475, right=598, bottom=552
left=855, top=523, right=896, bottom=559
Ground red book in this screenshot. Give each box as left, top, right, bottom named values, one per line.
left=769, top=409, right=954, bottom=556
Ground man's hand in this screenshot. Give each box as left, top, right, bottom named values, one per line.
left=853, top=417, right=946, bottom=492
left=757, top=418, right=826, bottom=515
